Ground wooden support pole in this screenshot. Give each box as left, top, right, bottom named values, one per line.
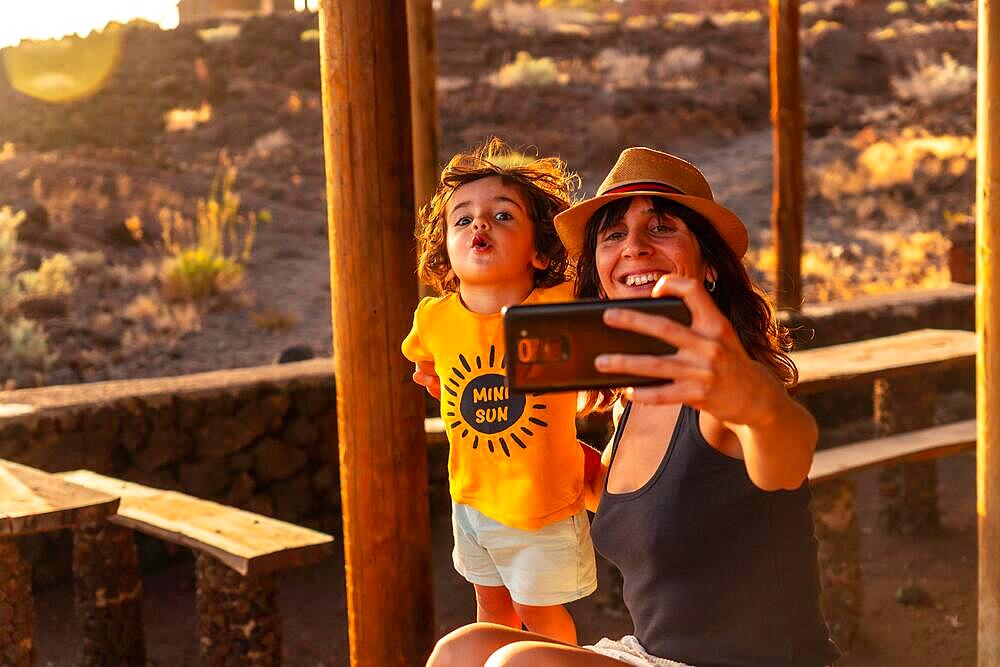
left=407, top=0, right=440, bottom=299
left=317, top=2, right=435, bottom=666
left=769, top=0, right=804, bottom=310
left=406, top=0, right=439, bottom=217
left=977, top=0, right=1000, bottom=661
left=72, top=522, right=146, bottom=666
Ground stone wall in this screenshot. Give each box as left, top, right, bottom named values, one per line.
left=0, top=285, right=976, bottom=582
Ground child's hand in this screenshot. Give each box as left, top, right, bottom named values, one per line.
left=412, top=361, right=441, bottom=399
left=580, top=440, right=606, bottom=512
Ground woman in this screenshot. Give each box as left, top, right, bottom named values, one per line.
left=416, top=147, right=840, bottom=667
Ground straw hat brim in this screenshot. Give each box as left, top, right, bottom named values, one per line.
left=554, top=190, right=749, bottom=260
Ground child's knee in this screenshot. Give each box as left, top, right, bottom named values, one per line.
left=475, top=585, right=515, bottom=615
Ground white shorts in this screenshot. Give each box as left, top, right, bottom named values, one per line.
left=451, top=501, right=597, bottom=607
left=585, top=636, right=695, bottom=667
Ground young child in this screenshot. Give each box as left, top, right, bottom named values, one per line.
left=402, top=138, right=596, bottom=643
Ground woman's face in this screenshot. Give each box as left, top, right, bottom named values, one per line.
left=595, top=196, right=714, bottom=300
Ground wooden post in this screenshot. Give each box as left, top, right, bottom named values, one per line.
left=406, top=0, right=439, bottom=219
left=317, top=2, right=435, bottom=666
left=977, top=0, right=1000, bottom=661
left=769, top=0, right=804, bottom=310
left=407, top=0, right=440, bottom=299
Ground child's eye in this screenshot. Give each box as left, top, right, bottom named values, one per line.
left=454, top=216, right=472, bottom=227
left=494, top=211, right=513, bottom=222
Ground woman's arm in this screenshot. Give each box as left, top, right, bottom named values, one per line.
left=594, top=276, right=816, bottom=491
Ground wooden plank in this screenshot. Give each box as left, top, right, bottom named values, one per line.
left=793, top=329, right=976, bottom=394
left=809, top=420, right=976, bottom=483
left=978, top=0, right=1000, bottom=660
left=57, top=470, right=333, bottom=577
left=0, top=460, right=119, bottom=536
left=317, top=1, right=435, bottom=665
left=769, top=0, right=805, bottom=310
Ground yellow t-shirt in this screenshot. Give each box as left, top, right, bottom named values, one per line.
left=402, top=283, right=584, bottom=530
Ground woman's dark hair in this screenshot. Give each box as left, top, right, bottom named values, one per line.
left=576, top=196, right=797, bottom=415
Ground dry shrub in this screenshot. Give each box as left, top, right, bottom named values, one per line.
left=594, top=49, right=650, bottom=89
left=121, top=292, right=201, bottom=353
left=892, top=51, right=975, bottom=105
left=748, top=231, right=951, bottom=302
left=488, top=1, right=598, bottom=32
left=197, top=23, right=241, bottom=44
left=814, top=130, right=974, bottom=200
left=156, top=151, right=269, bottom=303
left=250, top=306, right=299, bottom=332
left=491, top=52, right=568, bottom=87
left=0, top=208, right=55, bottom=380
left=653, top=47, right=704, bottom=78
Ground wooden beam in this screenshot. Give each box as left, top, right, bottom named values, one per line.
left=316, top=2, right=435, bottom=666
left=791, top=328, right=976, bottom=395
left=57, top=470, right=334, bottom=577
left=809, top=419, right=975, bottom=484
left=978, top=0, right=1000, bottom=660
left=769, top=0, right=804, bottom=310
left=0, top=460, right=118, bottom=537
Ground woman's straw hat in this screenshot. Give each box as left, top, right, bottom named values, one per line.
left=554, top=147, right=749, bottom=259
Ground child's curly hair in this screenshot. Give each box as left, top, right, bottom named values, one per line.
left=416, top=137, right=579, bottom=294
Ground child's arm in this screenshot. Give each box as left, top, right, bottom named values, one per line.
left=581, top=440, right=610, bottom=513
left=402, top=299, right=439, bottom=398
left=412, top=360, right=441, bottom=399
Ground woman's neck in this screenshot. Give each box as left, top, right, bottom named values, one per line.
left=458, top=277, right=535, bottom=314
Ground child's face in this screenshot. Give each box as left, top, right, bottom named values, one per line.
left=444, top=176, right=549, bottom=288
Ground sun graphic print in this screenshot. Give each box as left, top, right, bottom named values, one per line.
left=441, top=343, right=549, bottom=458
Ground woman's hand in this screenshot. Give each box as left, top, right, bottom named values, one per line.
left=594, top=275, right=816, bottom=490
left=412, top=360, right=441, bottom=400
left=594, top=275, right=775, bottom=426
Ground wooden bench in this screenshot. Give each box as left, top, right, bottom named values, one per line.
left=57, top=470, right=335, bottom=667
left=791, top=329, right=976, bottom=649
left=0, top=460, right=120, bottom=667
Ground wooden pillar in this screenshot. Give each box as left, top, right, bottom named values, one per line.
left=316, top=2, right=435, bottom=666
left=0, top=537, right=35, bottom=667
left=812, top=479, right=861, bottom=651
left=977, top=0, right=1000, bottom=661
left=72, top=522, right=146, bottom=666
left=875, top=379, right=941, bottom=535
left=769, top=0, right=804, bottom=310
left=195, top=554, right=281, bottom=666
left=406, top=0, right=439, bottom=218
left=407, top=0, right=440, bottom=299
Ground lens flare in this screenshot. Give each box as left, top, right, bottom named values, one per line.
left=3, top=28, right=122, bottom=103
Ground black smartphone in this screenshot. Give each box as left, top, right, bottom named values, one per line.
left=502, top=297, right=692, bottom=393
